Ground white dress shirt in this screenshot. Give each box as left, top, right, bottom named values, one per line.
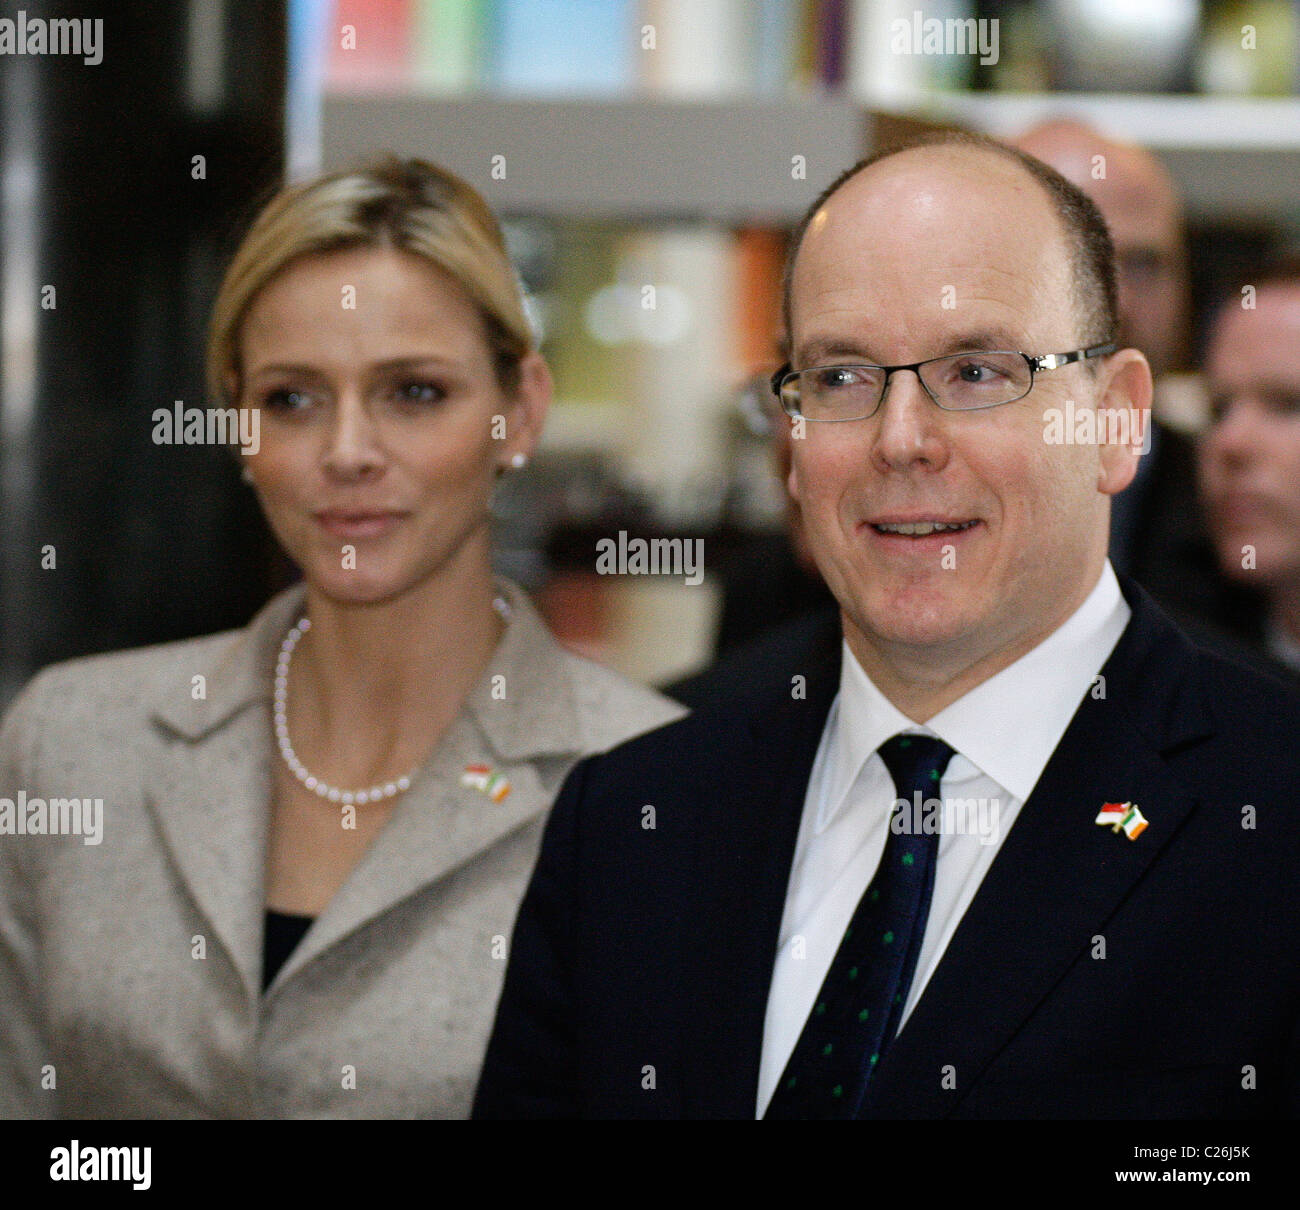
left=755, top=561, right=1131, bottom=1116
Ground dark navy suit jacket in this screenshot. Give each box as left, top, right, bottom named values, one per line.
left=474, top=579, right=1300, bottom=1119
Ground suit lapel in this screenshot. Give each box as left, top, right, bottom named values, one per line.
left=680, top=613, right=842, bottom=1118
left=143, top=588, right=304, bottom=1011
left=273, top=581, right=586, bottom=987
left=271, top=713, right=559, bottom=988
left=862, top=585, right=1215, bottom=1117
left=144, top=707, right=275, bottom=1011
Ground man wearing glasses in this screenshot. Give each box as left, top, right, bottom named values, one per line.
left=474, top=134, right=1300, bottom=1120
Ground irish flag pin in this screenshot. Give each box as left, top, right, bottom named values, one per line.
left=1095, top=801, right=1147, bottom=840
left=461, top=763, right=512, bottom=803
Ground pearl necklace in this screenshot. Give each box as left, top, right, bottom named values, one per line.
left=273, top=594, right=512, bottom=806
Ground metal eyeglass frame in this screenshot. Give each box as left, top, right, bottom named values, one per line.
left=770, top=341, right=1118, bottom=421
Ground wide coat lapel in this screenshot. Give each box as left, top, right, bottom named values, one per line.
left=861, top=585, right=1216, bottom=1117
left=145, top=581, right=589, bottom=1007
left=271, top=583, right=593, bottom=992
left=143, top=587, right=303, bottom=1012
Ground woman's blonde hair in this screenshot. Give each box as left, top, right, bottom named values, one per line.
left=207, top=156, right=533, bottom=407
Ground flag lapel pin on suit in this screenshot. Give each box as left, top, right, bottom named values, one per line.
left=1095, top=801, right=1147, bottom=839
left=461, top=763, right=512, bottom=803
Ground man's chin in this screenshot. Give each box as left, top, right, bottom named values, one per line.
left=841, top=590, right=978, bottom=653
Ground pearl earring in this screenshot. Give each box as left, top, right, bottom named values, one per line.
left=509, top=453, right=527, bottom=469
left=241, top=466, right=254, bottom=485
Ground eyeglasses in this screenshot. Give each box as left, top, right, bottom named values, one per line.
left=770, top=343, right=1117, bottom=422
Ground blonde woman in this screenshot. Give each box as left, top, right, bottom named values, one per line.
left=0, top=158, right=683, bottom=1118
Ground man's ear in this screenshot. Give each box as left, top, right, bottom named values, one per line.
left=1095, top=347, right=1153, bottom=496
left=786, top=453, right=801, bottom=504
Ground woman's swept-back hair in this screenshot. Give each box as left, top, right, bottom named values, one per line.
left=208, top=156, right=533, bottom=406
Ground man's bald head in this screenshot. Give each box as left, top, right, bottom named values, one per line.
left=780, top=131, right=1152, bottom=707
left=1013, top=119, right=1188, bottom=375
left=781, top=132, right=1118, bottom=361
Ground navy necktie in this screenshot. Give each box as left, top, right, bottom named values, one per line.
left=765, top=733, right=956, bottom=1119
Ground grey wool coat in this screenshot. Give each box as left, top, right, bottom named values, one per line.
left=0, top=580, right=684, bottom=1118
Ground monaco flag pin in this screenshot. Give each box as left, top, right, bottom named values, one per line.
left=1095, top=801, right=1148, bottom=840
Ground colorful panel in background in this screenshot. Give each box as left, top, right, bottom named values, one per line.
left=319, top=1, right=859, bottom=97
left=489, top=0, right=636, bottom=95
left=412, top=0, right=490, bottom=92
left=328, top=0, right=413, bottom=91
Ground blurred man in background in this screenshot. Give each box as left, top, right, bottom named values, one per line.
left=1197, top=254, right=1300, bottom=677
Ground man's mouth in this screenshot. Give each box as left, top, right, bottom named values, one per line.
left=869, top=519, right=979, bottom=537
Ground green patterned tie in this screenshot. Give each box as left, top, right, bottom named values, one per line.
left=765, top=733, right=955, bottom=1119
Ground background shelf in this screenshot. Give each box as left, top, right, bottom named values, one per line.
left=323, top=94, right=869, bottom=222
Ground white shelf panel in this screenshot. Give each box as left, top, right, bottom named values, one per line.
left=322, top=94, right=867, bottom=224
left=904, top=91, right=1300, bottom=150
left=895, top=91, right=1300, bottom=220
left=323, top=91, right=1300, bottom=224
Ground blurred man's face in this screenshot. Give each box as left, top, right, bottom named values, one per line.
left=786, top=146, right=1146, bottom=680
left=1198, top=284, right=1300, bottom=593
left=1096, top=168, right=1186, bottom=378
left=1015, top=129, right=1187, bottom=378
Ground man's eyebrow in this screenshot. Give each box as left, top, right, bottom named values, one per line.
left=795, top=331, right=1023, bottom=367
left=795, top=338, right=872, bottom=365
left=931, top=331, right=1023, bottom=356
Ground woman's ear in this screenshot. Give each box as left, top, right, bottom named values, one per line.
left=501, top=351, right=552, bottom=469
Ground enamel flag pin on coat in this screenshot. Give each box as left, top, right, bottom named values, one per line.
left=461, top=763, right=511, bottom=803
left=1095, top=801, right=1147, bottom=839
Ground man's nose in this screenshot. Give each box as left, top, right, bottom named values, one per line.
left=870, top=369, right=949, bottom=471
left=1206, top=397, right=1269, bottom=466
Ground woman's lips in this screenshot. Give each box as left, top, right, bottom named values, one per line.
left=313, top=510, right=407, bottom=540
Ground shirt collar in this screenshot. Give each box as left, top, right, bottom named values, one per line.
left=822, top=643, right=918, bottom=831
left=824, top=561, right=1130, bottom=827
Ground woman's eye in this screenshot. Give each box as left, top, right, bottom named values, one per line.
left=394, top=380, right=446, bottom=405
left=263, top=388, right=313, bottom=412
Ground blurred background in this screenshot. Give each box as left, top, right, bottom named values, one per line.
left=1, top=0, right=1297, bottom=707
